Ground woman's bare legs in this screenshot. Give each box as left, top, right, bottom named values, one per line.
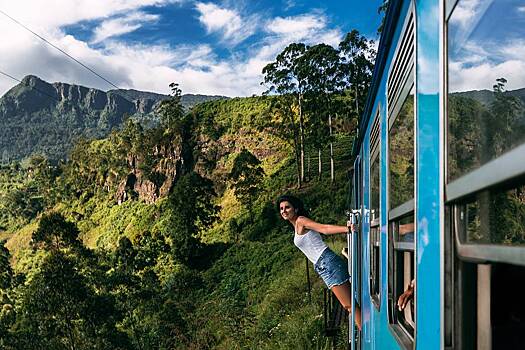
left=331, top=281, right=362, bottom=330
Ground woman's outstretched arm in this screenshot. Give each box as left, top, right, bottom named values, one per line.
left=296, top=216, right=350, bottom=235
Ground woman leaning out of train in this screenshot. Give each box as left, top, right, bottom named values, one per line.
left=277, top=194, right=362, bottom=330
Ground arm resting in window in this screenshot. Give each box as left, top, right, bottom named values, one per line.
left=397, top=279, right=415, bottom=311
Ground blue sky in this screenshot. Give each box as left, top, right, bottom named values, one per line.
left=0, top=0, right=383, bottom=97
left=447, top=0, right=525, bottom=92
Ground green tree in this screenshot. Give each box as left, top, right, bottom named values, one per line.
left=10, top=251, right=128, bottom=350
left=2, top=185, right=43, bottom=222
left=262, top=43, right=308, bottom=187
left=157, top=172, right=218, bottom=264
left=377, top=0, right=390, bottom=35
left=32, top=212, right=81, bottom=252
left=339, top=30, right=376, bottom=118
left=159, top=83, right=185, bottom=131
left=228, top=148, right=264, bottom=210
left=0, top=240, right=12, bottom=290
left=300, top=43, right=342, bottom=181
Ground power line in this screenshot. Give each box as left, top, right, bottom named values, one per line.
left=0, top=69, right=62, bottom=103
left=0, top=8, right=121, bottom=90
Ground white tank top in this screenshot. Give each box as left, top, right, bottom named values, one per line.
left=294, top=229, right=328, bottom=264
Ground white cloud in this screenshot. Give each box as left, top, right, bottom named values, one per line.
left=518, top=6, right=525, bottom=13
left=0, top=0, right=179, bottom=29
left=195, top=2, right=256, bottom=46
left=258, top=13, right=342, bottom=62
left=449, top=40, right=525, bottom=92
left=449, top=59, right=525, bottom=92
left=268, top=14, right=326, bottom=36
left=449, top=0, right=494, bottom=50
left=284, top=0, right=296, bottom=11
left=0, top=1, right=345, bottom=98
left=91, top=11, right=160, bottom=44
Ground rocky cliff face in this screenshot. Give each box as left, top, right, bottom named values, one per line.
left=114, top=141, right=185, bottom=204
left=0, top=75, right=226, bottom=161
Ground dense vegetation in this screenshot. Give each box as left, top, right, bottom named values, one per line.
left=448, top=79, right=525, bottom=246
left=0, top=89, right=355, bottom=350
left=0, top=31, right=376, bottom=349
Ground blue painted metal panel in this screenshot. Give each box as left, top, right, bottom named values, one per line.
left=415, top=0, right=442, bottom=349
left=377, top=1, right=414, bottom=349
left=354, top=0, right=444, bottom=348
left=362, top=123, right=372, bottom=348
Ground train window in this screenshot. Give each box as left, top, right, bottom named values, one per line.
left=446, top=0, right=525, bottom=348
left=447, top=0, right=525, bottom=183
left=370, top=113, right=381, bottom=308
left=455, top=182, right=525, bottom=247
left=388, top=213, right=415, bottom=344
left=389, top=86, right=414, bottom=210
left=387, top=3, right=415, bottom=346
left=388, top=82, right=415, bottom=347
left=446, top=0, right=525, bottom=266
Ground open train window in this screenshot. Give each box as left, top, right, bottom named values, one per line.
left=388, top=80, right=415, bottom=347
left=445, top=0, right=525, bottom=348
left=370, top=111, right=381, bottom=308
left=386, top=3, right=415, bottom=348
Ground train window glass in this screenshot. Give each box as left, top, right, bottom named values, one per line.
left=370, top=226, right=380, bottom=306
left=447, top=0, right=525, bottom=183
left=370, top=115, right=381, bottom=307
left=389, top=86, right=415, bottom=210
left=455, top=181, right=525, bottom=246
left=388, top=84, right=415, bottom=345
left=387, top=4, right=415, bottom=345
left=389, top=214, right=415, bottom=341
left=370, top=149, right=380, bottom=223
left=446, top=2, right=525, bottom=347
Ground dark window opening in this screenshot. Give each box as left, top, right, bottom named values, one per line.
left=370, top=226, right=381, bottom=307
left=389, top=214, right=415, bottom=341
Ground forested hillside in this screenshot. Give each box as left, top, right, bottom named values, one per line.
left=0, top=75, right=226, bottom=162
left=0, top=31, right=374, bottom=349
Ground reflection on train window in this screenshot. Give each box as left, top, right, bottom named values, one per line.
left=447, top=0, right=525, bottom=182
left=370, top=122, right=380, bottom=307
left=389, top=214, right=415, bottom=340
left=456, top=182, right=525, bottom=246
left=389, top=86, right=415, bottom=209
left=446, top=1, right=525, bottom=348
left=370, top=152, right=380, bottom=224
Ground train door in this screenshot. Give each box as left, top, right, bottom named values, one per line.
left=349, top=154, right=363, bottom=349
left=445, top=1, right=525, bottom=348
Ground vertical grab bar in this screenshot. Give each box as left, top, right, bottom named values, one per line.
left=350, top=227, right=355, bottom=350
left=348, top=210, right=359, bottom=350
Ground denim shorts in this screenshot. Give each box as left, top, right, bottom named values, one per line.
left=314, top=248, right=350, bottom=289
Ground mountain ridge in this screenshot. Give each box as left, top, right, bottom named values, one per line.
left=0, top=75, right=227, bottom=161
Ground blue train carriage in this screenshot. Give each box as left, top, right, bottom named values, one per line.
left=346, top=0, right=525, bottom=349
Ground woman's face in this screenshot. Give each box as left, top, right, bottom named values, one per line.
left=279, top=201, right=296, bottom=220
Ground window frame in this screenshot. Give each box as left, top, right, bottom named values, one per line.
left=386, top=3, right=416, bottom=343
left=445, top=0, right=525, bottom=267
left=369, top=109, right=381, bottom=309
left=445, top=0, right=525, bottom=348
left=386, top=38, right=417, bottom=349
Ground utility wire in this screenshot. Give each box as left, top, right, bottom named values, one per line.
left=0, top=69, right=62, bottom=103
left=0, top=8, right=121, bottom=90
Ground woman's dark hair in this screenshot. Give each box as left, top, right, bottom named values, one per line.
left=276, top=194, right=309, bottom=217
